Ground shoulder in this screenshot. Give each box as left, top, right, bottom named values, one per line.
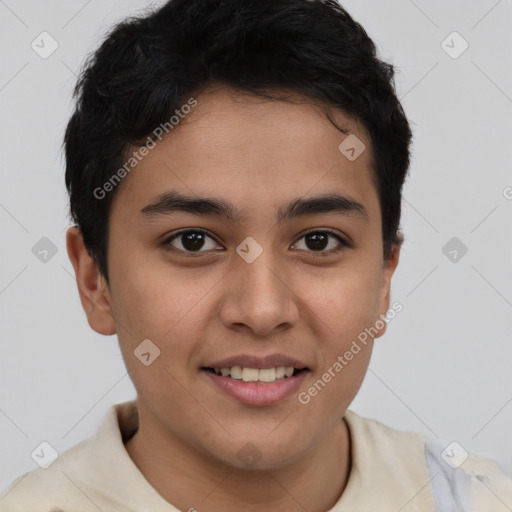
left=424, top=436, right=512, bottom=511
left=0, top=437, right=101, bottom=511
left=0, top=401, right=138, bottom=512
left=344, top=409, right=512, bottom=511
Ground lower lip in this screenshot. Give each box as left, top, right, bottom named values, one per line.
left=202, top=370, right=309, bottom=406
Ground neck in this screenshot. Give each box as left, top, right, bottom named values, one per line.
left=125, top=403, right=352, bottom=512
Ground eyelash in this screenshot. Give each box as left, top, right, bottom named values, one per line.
left=162, top=228, right=349, bottom=257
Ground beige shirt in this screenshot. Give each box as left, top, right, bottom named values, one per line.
left=1, top=400, right=511, bottom=511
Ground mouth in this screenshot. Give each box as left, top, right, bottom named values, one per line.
left=202, top=366, right=307, bottom=384
left=201, top=356, right=310, bottom=406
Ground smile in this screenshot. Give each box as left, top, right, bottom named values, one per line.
left=202, top=366, right=310, bottom=406
left=204, top=366, right=301, bottom=383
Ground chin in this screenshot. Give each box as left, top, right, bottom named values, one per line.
left=206, top=435, right=308, bottom=472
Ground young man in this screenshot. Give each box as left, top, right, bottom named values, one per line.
left=2, top=0, right=511, bottom=510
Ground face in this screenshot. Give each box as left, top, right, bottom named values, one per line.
left=74, top=86, right=400, bottom=470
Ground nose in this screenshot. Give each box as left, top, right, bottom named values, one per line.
left=217, top=246, right=299, bottom=338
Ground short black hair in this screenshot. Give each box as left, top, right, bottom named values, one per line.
left=64, top=0, right=412, bottom=283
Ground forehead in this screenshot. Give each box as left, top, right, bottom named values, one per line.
left=110, top=85, right=379, bottom=225
left=176, top=85, right=370, bottom=156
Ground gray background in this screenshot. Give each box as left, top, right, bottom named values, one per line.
left=1, top=0, right=511, bottom=492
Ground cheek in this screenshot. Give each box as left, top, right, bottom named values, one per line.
left=298, top=262, right=383, bottom=334
left=297, top=263, right=381, bottom=376
left=294, top=273, right=379, bottom=420
left=109, top=256, right=218, bottom=340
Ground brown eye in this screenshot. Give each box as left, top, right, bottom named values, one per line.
left=164, top=229, right=222, bottom=253
left=293, top=230, right=347, bottom=254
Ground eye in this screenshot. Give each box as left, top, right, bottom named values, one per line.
left=292, top=230, right=348, bottom=254
left=163, top=229, right=223, bottom=254
left=163, top=228, right=348, bottom=256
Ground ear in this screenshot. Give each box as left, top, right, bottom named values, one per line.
left=66, top=226, right=116, bottom=336
left=373, top=234, right=402, bottom=339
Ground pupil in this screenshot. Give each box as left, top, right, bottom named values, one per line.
left=183, top=232, right=205, bottom=251
left=306, top=232, right=328, bottom=251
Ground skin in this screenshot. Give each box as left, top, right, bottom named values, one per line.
left=67, top=85, right=401, bottom=512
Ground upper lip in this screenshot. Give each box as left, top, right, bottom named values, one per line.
left=204, top=354, right=309, bottom=370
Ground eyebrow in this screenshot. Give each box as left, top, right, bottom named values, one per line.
left=140, top=190, right=368, bottom=224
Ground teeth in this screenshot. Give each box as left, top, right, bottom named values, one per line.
left=230, top=366, right=243, bottom=380
left=242, top=368, right=259, bottom=382
left=211, top=366, right=297, bottom=383
left=258, top=368, right=276, bottom=382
